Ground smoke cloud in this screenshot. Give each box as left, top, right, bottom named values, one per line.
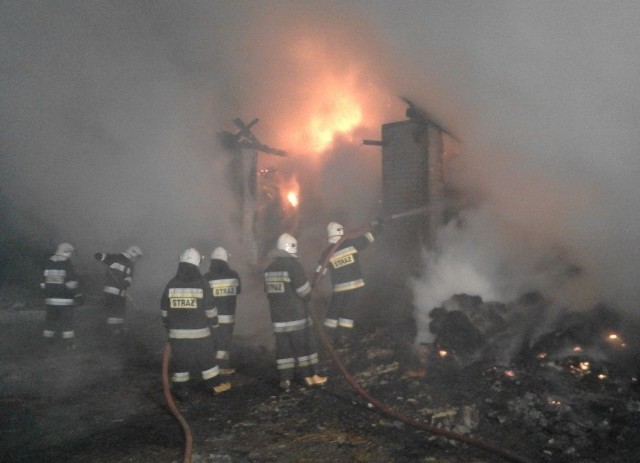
left=353, top=1, right=640, bottom=335
left=3, top=1, right=640, bottom=344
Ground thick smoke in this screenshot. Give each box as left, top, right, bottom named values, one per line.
left=353, top=2, right=640, bottom=335
left=0, top=1, right=397, bottom=345
left=3, top=1, right=640, bottom=346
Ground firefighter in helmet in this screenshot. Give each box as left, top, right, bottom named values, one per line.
left=94, top=245, right=142, bottom=335
left=41, top=243, right=84, bottom=348
left=204, top=246, right=241, bottom=375
left=315, top=219, right=383, bottom=346
left=264, top=233, right=327, bottom=391
left=161, top=248, right=230, bottom=398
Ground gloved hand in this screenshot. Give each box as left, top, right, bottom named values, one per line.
left=370, top=216, right=385, bottom=234
left=94, top=252, right=103, bottom=261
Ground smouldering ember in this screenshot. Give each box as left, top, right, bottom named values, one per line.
left=604, top=332, right=627, bottom=348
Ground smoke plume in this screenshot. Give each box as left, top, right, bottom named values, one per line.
left=3, top=1, right=640, bottom=345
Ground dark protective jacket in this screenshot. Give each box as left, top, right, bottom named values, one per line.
left=95, top=252, right=134, bottom=297
left=40, top=255, right=81, bottom=306
left=264, top=249, right=312, bottom=328
left=204, top=259, right=241, bottom=323
left=161, top=263, right=218, bottom=339
left=315, top=229, right=379, bottom=293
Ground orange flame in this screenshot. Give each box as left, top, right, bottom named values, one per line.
left=306, top=91, right=363, bottom=152
left=273, top=38, right=381, bottom=156
left=287, top=191, right=299, bottom=208
left=280, top=175, right=300, bottom=210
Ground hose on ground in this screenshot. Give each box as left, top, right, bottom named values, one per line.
left=309, top=218, right=532, bottom=463
left=162, top=343, right=193, bottom=463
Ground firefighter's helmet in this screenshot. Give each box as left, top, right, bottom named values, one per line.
left=179, top=248, right=202, bottom=267
left=55, top=243, right=74, bottom=259
left=123, top=245, right=143, bottom=259
left=327, top=222, right=344, bottom=244
left=211, top=247, right=229, bottom=262
left=277, top=233, right=298, bottom=256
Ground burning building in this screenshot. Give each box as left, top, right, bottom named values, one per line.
left=218, top=118, right=289, bottom=264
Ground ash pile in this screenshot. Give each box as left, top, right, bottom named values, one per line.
left=360, top=291, right=640, bottom=461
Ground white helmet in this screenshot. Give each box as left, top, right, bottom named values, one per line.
left=277, top=233, right=298, bottom=256
left=327, top=222, right=344, bottom=243
left=123, top=245, right=143, bottom=259
left=55, top=243, right=74, bottom=259
left=179, top=248, right=202, bottom=267
left=211, top=246, right=229, bottom=262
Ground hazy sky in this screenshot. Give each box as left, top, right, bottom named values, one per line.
left=2, top=1, right=640, bottom=340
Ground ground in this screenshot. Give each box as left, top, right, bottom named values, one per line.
left=1, top=292, right=639, bottom=463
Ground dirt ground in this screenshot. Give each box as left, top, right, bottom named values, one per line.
left=1, top=293, right=639, bottom=463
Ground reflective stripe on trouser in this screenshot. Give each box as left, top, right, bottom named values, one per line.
left=325, top=286, right=364, bottom=331
left=216, top=350, right=230, bottom=360
left=332, top=279, right=365, bottom=292
left=215, top=322, right=235, bottom=369
left=44, top=305, right=75, bottom=339
left=103, top=293, right=126, bottom=324
left=169, top=336, right=219, bottom=386
left=273, top=317, right=309, bottom=333
left=169, top=327, right=211, bottom=339
left=44, top=298, right=74, bottom=306
left=103, top=286, right=126, bottom=296
left=274, top=326, right=319, bottom=380
left=323, top=318, right=354, bottom=329
left=218, top=314, right=235, bottom=324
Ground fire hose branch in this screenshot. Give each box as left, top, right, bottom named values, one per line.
left=309, top=214, right=532, bottom=463
left=162, top=343, right=193, bottom=463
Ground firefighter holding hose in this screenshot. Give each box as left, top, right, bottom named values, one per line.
left=315, top=219, right=384, bottom=347
left=161, top=248, right=230, bottom=399
left=264, top=233, right=328, bottom=391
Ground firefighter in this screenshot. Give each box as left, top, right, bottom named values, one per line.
left=94, top=245, right=142, bottom=335
left=161, top=248, right=230, bottom=398
left=41, top=243, right=84, bottom=348
left=264, top=233, right=327, bottom=391
left=204, top=246, right=241, bottom=375
left=315, top=219, right=383, bottom=346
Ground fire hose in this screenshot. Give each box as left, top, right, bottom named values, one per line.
left=162, top=343, right=193, bottom=463
left=160, top=205, right=530, bottom=463
left=308, top=207, right=532, bottom=463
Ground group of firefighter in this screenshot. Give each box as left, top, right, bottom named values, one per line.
left=40, top=244, right=143, bottom=344
left=39, top=217, right=383, bottom=397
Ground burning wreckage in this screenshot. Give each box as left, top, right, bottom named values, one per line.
left=2, top=106, right=640, bottom=463
left=411, top=292, right=640, bottom=460
left=206, top=107, right=640, bottom=462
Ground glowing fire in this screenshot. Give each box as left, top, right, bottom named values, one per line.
left=604, top=331, right=627, bottom=348
left=287, top=191, right=299, bottom=208
left=274, top=39, right=377, bottom=156
left=280, top=175, right=300, bottom=210
left=306, top=92, right=363, bottom=152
